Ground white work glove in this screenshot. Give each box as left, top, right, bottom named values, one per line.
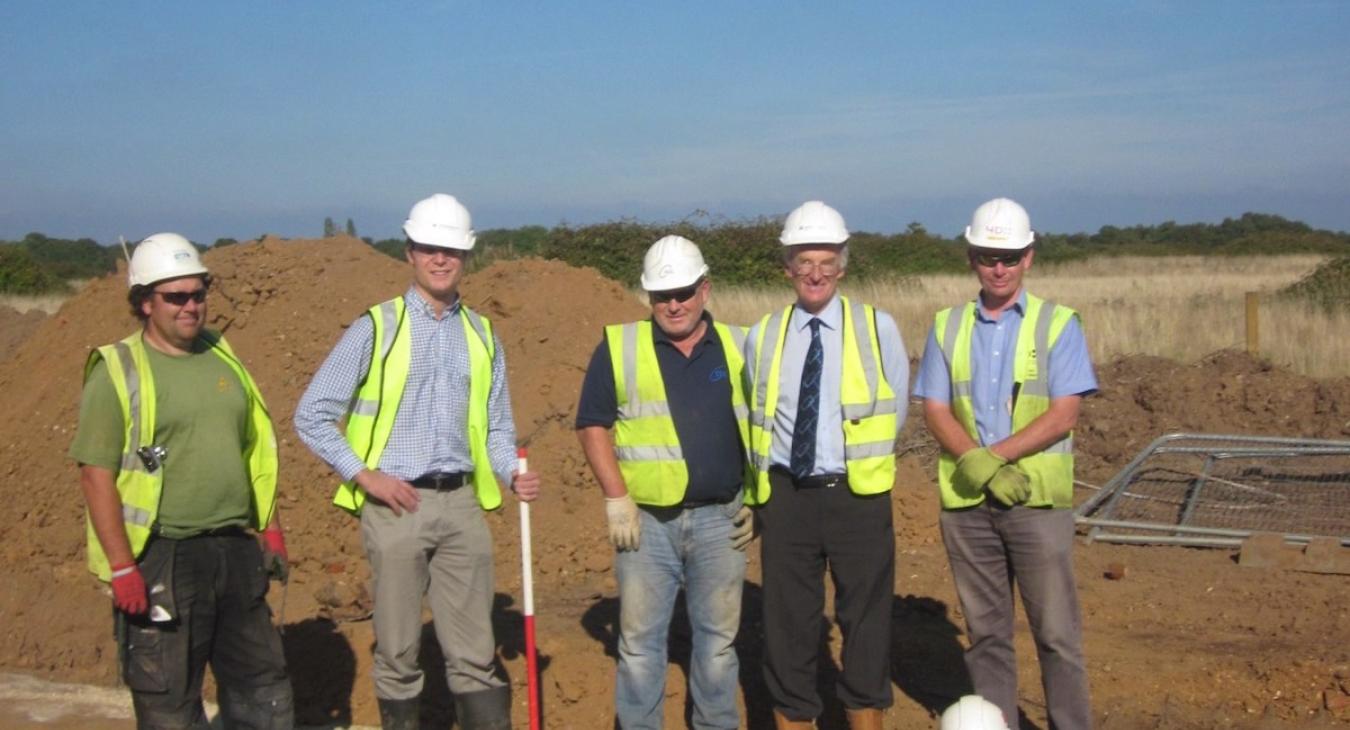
left=605, top=495, right=641, bottom=552
left=729, top=505, right=757, bottom=551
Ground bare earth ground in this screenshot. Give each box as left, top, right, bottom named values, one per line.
left=0, top=237, right=1346, bottom=729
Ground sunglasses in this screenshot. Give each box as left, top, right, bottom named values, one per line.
left=972, top=249, right=1027, bottom=268
left=155, top=289, right=207, bottom=306
left=649, top=281, right=703, bottom=304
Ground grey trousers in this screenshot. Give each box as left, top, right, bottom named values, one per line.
left=361, top=486, right=503, bottom=700
left=939, top=503, right=1091, bottom=730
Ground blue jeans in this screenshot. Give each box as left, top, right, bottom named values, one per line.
left=614, top=501, right=747, bottom=730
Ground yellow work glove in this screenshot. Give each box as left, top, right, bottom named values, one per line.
left=605, top=495, right=641, bottom=552
left=729, top=505, right=757, bottom=551
left=955, top=447, right=1007, bottom=494
left=987, top=464, right=1032, bottom=507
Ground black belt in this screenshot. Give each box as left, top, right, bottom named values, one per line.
left=153, top=525, right=248, bottom=539
left=410, top=472, right=469, bottom=491
left=681, top=496, right=736, bottom=509
left=770, top=466, right=847, bottom=490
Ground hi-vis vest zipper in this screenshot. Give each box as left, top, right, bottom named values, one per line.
left=746, top=296, right=898, bottom=504
left=82, top=331, right=278, bottom=581
left=331, top=296, right=502, bottom=515
left=605, top=320, right=752, bottom=506
left=934, top=293, right=1078, bottom=509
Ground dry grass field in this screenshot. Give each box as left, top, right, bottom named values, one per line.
left=707, top=254, right=1350, bottom=378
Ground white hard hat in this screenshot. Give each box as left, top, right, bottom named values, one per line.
left=939, top=695, right=1009, bottom=730
left=964, top=197, right=1035, bottom=250
left=641, top=235, right=709, bottom=292
left=780, top=200, right=849, bottom=246
left=403, top=193, right=477, bottom=250
left=127, top=233, right=208, bottom=288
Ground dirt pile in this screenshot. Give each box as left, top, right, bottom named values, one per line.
left=0, top=305, right=47, bottom=362
left=0, top=237, right=1347, bottom=728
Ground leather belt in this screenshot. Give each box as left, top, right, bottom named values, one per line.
left=771, top=466, right=847, bottom=490
left=410, top=472, right=469, bottom=491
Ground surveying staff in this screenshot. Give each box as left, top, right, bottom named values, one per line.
left=914, top=198, right=1096, bottom=729
left=295, top=194, right=540, bottom=730
left=71, top=233, right=294, bottom=728
left=743, top=201, right=908, bottom=730
left=576, top=236, right=755, bottom=730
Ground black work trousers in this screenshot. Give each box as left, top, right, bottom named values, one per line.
left=759, top=469, right=895, bottom=721
left=120, top=532, right=294, bottom=729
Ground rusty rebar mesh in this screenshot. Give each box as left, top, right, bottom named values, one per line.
left=1079, top=434, right=1350, bottom=542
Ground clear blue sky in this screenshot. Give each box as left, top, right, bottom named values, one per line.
left=3, top=1, right=1348, bottom=244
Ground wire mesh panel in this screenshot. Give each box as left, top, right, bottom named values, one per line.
left=1076, top=433, right=1350, bottom=547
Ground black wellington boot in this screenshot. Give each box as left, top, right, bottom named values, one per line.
left=377, top=697, right=419, bottom=730
left=454, top=685, right=511, bottom=730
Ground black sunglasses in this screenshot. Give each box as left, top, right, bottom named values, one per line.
left=972, top=249, right=1027, bottom=268
left=155, top=289, right=207, bottom=306
left=649, top=280, right=703, bottom=304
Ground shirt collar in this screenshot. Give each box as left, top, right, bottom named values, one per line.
left=974, top=288, right=1027, bottom=323
left=791, top=294, right=842, bottom=331
left=403, top=285, right=461, bottom=320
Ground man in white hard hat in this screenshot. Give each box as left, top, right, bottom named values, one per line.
left=70, top=233, right=295, bottom=728
left=295, top=194, right=541, bottom=730
left=576, top=235, right=755, bottom=730
left=914, top=198, right=1096, bottom=729
left=743, top=201, right=909, bottom=730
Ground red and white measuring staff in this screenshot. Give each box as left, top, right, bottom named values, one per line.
left=517, top=447, right=541, bottom=730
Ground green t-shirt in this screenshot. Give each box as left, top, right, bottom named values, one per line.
left=69, top=336, right=254, bottom=538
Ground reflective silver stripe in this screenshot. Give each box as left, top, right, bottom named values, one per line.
left=952, top=381, right=972, bottom=399
left=721, top=324, right=747, bottom=353
left=352, top=398, right=380, bottom=417
left=732, top=403, right=749, bottom=420
left=376, top=300, right=400, bottom=360
left=844, top=440, right=896, bottom=460
left=625, top=401, right=672, bottom=418
left=615, top=445, right=684, bottom=461
left=940, top=304, right=969, bottom=363
left=122, top=505, right=152, bottom=527
left=1044, top=436, right=1073, bottom=455
left=848, top=299, right=880, bottom=406
left=842, top=400, right=897, bottom=420
left=112, top=341, right=146, bottom=472
left=619, top=322, right=641, bottom=413
left=751, top=310, right=787, bottom=428
left=1019, top=300, right=1057, bottom=398
left=463, top=308, right=492, bottom=355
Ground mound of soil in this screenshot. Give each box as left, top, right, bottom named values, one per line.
left=0, top=237, right=1346, bottom=728
left=0, top=305, right=47, bottom=362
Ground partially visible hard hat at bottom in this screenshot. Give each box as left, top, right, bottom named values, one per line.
left=940, top=695, right=1009, bottom=730
left=128, top=233, right=208, bottom=288
left=641, top=235, right=709, bottom=292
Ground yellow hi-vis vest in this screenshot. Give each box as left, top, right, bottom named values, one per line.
left=82, top=330, right=278, bottom=581
left=934, top=293, right=1078, bottom=510
left=605, top=320, right=753, bottom=506
left=746, top=296, right=898, bottom=504
left=331, top=296, right=502, bottom=515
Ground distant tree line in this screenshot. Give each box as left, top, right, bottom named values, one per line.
left=3, top=213, right=1348, bottom=295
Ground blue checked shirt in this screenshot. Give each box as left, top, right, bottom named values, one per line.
left=295, top=286, right=519, bottom=487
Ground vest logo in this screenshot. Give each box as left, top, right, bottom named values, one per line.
left=218, top=376, right=231, bottom=392
left=710, top=366, right=727, bottom=383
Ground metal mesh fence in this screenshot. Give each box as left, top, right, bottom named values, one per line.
left=1075, top=433, right=1350, bottom=547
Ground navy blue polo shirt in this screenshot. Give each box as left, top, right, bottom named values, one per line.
left=575, top=312, right=744, bottom=505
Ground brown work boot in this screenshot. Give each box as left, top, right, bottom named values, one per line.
left=774, top=708, right=815, bottom=729
left=845, top=707, right=884, bottom=730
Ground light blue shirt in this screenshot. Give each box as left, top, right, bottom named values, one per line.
left=294, top=286, right=518, bottom=486
left=913, top=290, right=1097, bottom=446
left=744, top=294, right=909, bottom=476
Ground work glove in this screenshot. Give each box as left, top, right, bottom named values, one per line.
left=109, top=561, right=148, bottom=615
left=261, top=526, right=289, bottom=583
left=729, top=505, right=757, bottom=551
left=987, top=464, right=1032, bottom=507
left=605, top=495, right=641, bottom=552
left=955, top=447, right=1007, bottom=494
